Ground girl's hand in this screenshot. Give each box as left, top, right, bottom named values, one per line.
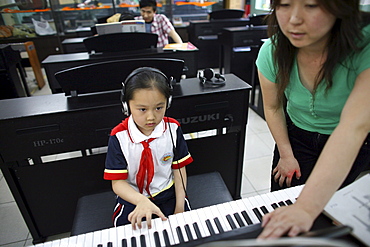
left=257, top=203, right=314, bottom=239
left=273, top=156, right=301, bottom=187
left=128, top=197, right=167, bottom=229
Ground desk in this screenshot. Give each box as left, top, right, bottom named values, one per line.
left=42, top=47, right=198, bottom=93
left=61, top=37, right=87, bottom=53
left=187, top=18, right=249, bottom=69
left=0, top=74, right=251, bottom=243
left=218, top=26, right=268, bottom=119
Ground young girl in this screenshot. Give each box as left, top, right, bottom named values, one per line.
left=104, top=67, right=193, bottom=229
left=256, top=0, right=370, bottom=239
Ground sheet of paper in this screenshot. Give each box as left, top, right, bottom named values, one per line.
left=324, top=174, right=370, bottom=246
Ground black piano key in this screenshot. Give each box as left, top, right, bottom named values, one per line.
left=184, top=224, right=194, bottom=241
left=153, top=231, right=161, bottom=247
left=140, top=235, right=146, bottom=247
left=285, top=199, right=293, bottom=205
left=205, top=219, right=216, bottom=235
left=163, top=229, right=171, bottom=247
left=193, top=222, right=202, bottom=239
left=108, top=242, right=113, bottom=247
left=233, top=213, right=245, bottom=227
left=226, top=214, right=237, bottom=229
left=131, top=236, right=137, bottom=247
left=260, top=206, right=269, bottom=214
left=214, top=217, right=224, bottom=233
left=97, top=244, right=103, bottom=247
left=122, top=239, right=127, bottom=247
left=176, top=226, right=185, bottom=243
left=252, top=208, right=263, bottom=222
left=271, top=203, right=279, bottom=209
left=278, top=201, right=286, bottom=207
left=241, top=210, right=253, bottom=225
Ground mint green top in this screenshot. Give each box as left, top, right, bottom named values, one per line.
left=256, top=24, right=370, bottom=135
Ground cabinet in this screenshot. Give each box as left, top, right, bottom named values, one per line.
left=1, top=0, right=224, bottom=62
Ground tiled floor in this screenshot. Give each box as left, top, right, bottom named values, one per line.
left=0, top=69, right=274, bottom=246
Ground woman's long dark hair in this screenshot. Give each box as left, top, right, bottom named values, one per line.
left=266, top=0, right=366, bottom=106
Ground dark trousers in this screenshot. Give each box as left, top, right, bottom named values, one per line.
left=271, top=115, right=370, bottom=192
left=113, top=185, right=190, bottom=226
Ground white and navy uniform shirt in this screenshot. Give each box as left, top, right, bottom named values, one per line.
left=104, top=116, right=193, bottom=202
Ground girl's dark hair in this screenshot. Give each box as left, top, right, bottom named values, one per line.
left=139, top=0, right=157, bottom=12
left=125, top=68, right=170, bottom=103
left=266, top=0, right=366, bottom=106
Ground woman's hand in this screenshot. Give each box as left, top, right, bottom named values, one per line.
left=257, top=203, right=314, bottom=239
left=273, top=156, right=301, bottom=187
left=128, top=197, right=167, bottom=230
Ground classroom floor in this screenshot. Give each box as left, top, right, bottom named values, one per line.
left=0, top=68, right=274, bottom=246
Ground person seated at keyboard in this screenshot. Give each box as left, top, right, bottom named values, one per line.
left=135, top=0, right=183, bottom=47
left=104, top=67, right=193, bottom=229
left=255, top=0, right=370, bottom=239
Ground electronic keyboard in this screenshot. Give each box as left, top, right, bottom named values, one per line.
left=33, top=185, right=304, bottom=247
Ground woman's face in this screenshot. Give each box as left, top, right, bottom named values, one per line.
left=276, top=0, right=336, bottom=51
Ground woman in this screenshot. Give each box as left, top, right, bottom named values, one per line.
left=256, top=0, right=370, bottom=238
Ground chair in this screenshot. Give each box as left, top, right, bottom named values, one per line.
left=83, top=33, right=158, bottom=53
left=208, top=9, right=245, bottom=20
left=248, top=14, right=269, bottom=26
left=70, top=171, right=233, bottom=236
left=54, top=58, right=184, bottom=96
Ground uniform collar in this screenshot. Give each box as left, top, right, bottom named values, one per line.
left=128, top=116, right=166, bottom=143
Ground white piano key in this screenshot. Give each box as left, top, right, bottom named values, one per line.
left=93, top=230, right=103, bottom=246
left=240, top=197, right=261, bottom=224
left=234, top=199, right=254, bottom=225
left=59, top=237, right=69, bottom=246
left=161, top=218, right=176, bottom=246
left=259, top=193, right=275, bottom=213
left=168, top=214, right=184, bottom=243
left=150, top=218, right=165, bottom=247
left=178, top=211, right=198, bottom=240
left=42, top=242, right=52, bottom=247
left=51, top=239, right=61, bottom=247
left=209, top=203, right=232, bottom=232
left=67, top=235, right=77, bottom=247
left=84, top=232, right=93, bottom=247
left=228, top=200, right=250, bottom=227
left=108, top=227, right=117, bottom=247
left=187, top=208, right=210, bottom=238
left=193, top=207, right=215, bottom=236
left=75, top=233, right=85, bottom=247
left=116, top=225, right=126, bottom=246
left=123, top=224, right=133, bottom=247
left=200, top=207, right=220, bottom=234
left=139, top=221, right=152, bottom=247
left=100, top=228, right=111, bottom=247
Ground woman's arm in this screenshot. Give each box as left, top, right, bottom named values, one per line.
left=259, top=71, right=301, bottom=187
left=173, top=166, right=187, bottom=213
left=112, top=180, right=167, bottom=229
left=258, top=67, right=370, bottom=239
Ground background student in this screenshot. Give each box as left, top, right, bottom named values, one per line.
left=104, top=67, right=193, bottom=229
left=255, top=0, right=370, bottom=238
left=135, top=0, right=183, bottom=47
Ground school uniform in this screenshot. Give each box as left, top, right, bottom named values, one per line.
left=104, top=116, right=193, bottom=226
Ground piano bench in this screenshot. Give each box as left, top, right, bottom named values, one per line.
left=71, top=171, right=233, bottom=236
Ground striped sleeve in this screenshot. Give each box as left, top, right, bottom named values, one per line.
left=104, top=135, right=129, bottom=180
left=171, top=123, right=193, bottom=169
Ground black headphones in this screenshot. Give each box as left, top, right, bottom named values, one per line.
left=198, top=68, right=226, bottom=87
left=121, top=67, right=173, bottom=116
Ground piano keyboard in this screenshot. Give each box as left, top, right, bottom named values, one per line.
left=33, top=185, right=304, bottom=247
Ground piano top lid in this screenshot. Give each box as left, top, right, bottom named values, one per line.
left=0, top=74, right=251, bottom=121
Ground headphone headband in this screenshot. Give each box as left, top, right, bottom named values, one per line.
left=121, top=67, right=173, bottom=116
